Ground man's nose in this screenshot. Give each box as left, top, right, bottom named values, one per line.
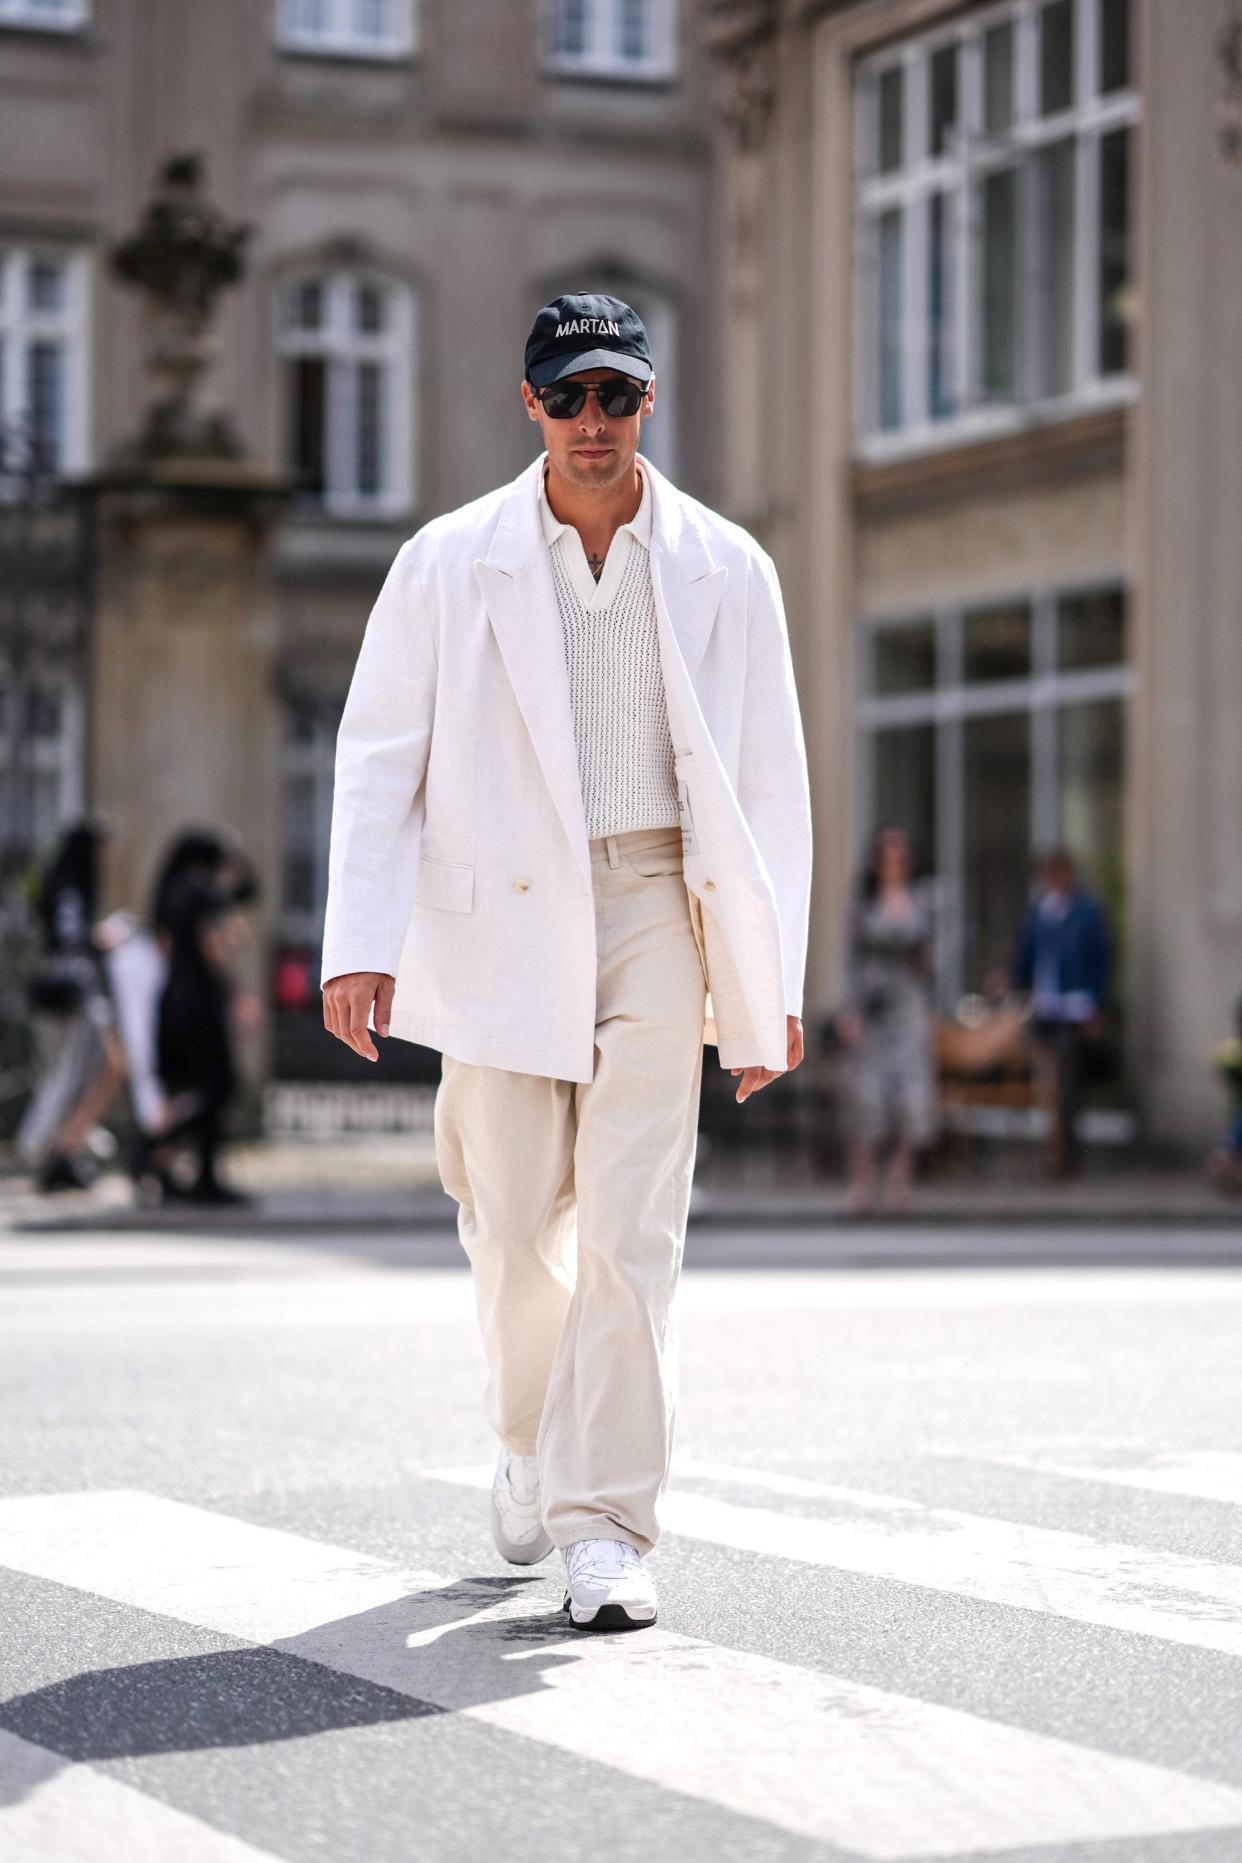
left=576, top=390, right=609, bottom=433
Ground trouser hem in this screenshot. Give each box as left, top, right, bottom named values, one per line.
left=498, top=1433, right=540, bottom=1458
left=550, top=1519, right=648, bottom=1557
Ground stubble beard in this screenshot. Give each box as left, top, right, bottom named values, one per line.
left=556, top=444, right=635, bottom=494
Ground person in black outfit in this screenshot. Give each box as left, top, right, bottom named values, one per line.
left=151, top=828, right=259, bottom=1205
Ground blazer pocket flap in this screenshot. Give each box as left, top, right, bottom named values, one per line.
left=414, top=855, right=474, bottom=913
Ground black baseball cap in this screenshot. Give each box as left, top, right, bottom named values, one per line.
left=524, top=292, right=654, bottom=389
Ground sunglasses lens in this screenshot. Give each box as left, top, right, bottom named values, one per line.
left=599, top=383, right=644, bottom=416
left=538, top=380, right=645, bottom=418
left=541, top=385, right=586, bottom=418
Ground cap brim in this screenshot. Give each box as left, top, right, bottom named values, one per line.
left=527, top=348, right=654, bottom=389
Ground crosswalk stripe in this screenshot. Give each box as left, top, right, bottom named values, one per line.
left=0, top=1728, right=279, bottom=1863
left=989, top=1450, right=1242, bottom=1508
left=426, top=1461, right=1242, bottom=1661
left=2, top=1490, right=1242, bottom=1859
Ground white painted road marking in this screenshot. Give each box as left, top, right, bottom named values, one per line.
left=991, top=1449, right=1242, bottom=1508
left=0, top=1729, right=279, bottom=1863
left=427, top=1461, right=1242, bottom=1660
left=2, top=1490, right=1242, bottom=1859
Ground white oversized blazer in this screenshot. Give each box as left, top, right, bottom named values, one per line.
left=320, top=450, right=812, bottom=1083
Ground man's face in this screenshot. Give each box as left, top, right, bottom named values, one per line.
left=522, top=367, right=655, bottom=491
left=1041, top=855, right=1075, bottom=896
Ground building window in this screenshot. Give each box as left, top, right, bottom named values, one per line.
left=857, top=584, right=1130, bottom=1007
left=0, top=0, right=87, bottom=28
left=277, top=269, right=415, bottom=518
left=275, top=0, right=416, bottom=60
left=0, top=246, right=89, bottom=479
left=547, top=0, right=677, bottom=81
left=279, top=697, right=342, bottom=946
left=855, top=0, right=1139, bottom=456
left=0, top=671, right=85, bottom=870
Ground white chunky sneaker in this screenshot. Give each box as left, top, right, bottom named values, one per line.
left=562, top=1537, right=657, bottom=1632
left=490, top=1449, right=554, bottom=1565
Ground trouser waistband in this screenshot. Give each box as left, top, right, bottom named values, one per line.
left=588, top=825, right=683, bottom=869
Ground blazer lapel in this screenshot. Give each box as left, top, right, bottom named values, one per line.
left=475, top=458, right=591, bottom=885
left=642, top=456, right=728, bottom=766
left=651, top=550, right=728, bottom=685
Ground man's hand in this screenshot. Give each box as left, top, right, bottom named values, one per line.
left=731, top=1015, right=804, bottom=1104
left=322, top=971, right=395, bottom=1063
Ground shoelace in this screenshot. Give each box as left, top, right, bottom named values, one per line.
left=566, top=1538, right=639, bottom=1583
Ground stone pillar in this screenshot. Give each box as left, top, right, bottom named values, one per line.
left=84, top=460, right=287, bottom=1096
left=704, top=2, right=781, bottom=536
left=1128, top=0, right=1242, bottom=1146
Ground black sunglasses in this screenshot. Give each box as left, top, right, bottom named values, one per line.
left=531, top=377, right=647, bottom=419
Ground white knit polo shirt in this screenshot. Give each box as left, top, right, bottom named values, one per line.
left=538, top=458, right=681, bottom=841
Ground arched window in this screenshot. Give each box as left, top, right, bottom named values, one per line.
left=277, top=269, right=415, bottom=518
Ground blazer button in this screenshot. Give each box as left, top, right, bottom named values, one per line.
left=703, top=879, right=717, bottom=891
left=513, top=878, right=531, bottom=893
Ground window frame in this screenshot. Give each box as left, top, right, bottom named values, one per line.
left=274, top=0, right=417, bottom=62
left=278, top=697, right=342, bottom=947
left=853, top=0, right=1139, bottom=460
left=855, top=578, right=1133, bottom=1007
left=275, top=266, right=416, bottom=521
left=0, top=0, right=88, bottom=30
left=0, top=244, right=92, bottom=481
left=544, top=0, right=678, bottom=84
left=0, top=667, right=86, bottom=872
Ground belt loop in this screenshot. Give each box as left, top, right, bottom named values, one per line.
left=606, top=834, right=621, bottom=869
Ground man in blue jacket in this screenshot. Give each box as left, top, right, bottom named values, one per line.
left=1011, top=848, right=1113, bottom=1177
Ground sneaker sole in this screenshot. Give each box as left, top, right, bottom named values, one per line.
left=493, top=1535, right=554, bottom=1566
left=562, top=1593, right=657, bottom=1633
left=491, top=1511, right=554, bottom=1566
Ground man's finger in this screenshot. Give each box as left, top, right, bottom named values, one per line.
left=375, top=976, right=395, bottom=1039
left=350, top=995, right=379, bottom=1061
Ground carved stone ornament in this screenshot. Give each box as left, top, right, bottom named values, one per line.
left=703, top=0, right=782, bottom=154
left=108, top=154, right=252, bottom=463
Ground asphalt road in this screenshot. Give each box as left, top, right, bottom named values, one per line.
left=4, top=1222, right=1242, bottom=1863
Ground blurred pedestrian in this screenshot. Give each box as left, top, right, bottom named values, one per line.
left=1010, top=848, right=1112, bottom=1179
left=1207, top=995, right=1242, bottom=1196
left=836, top=827, right=937, bottom=1214
left=16, top=816, right=127, bottom=1191
left=95, top=904, right=206, bottom=1205
left=152, top=827, right=260, bottom=1206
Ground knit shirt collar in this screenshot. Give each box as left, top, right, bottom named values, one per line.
left=538, top=455, right=652, bottom=552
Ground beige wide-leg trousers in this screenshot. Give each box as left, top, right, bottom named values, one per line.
left=432, top=824, right=709, bottom=1557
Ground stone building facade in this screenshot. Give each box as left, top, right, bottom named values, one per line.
left=706, top=0, right=1242, bottom=1146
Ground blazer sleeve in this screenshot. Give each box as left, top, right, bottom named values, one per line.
left=1082, top=897, right=1113, bottom=1009
left=320, top=542, right=438, bottom=987
left=737, top=549, right=813, bottom=1021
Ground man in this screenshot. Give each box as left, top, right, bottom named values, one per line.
left=1011, top=848, right=1113, bottom=1177
left=321, top=292, right=812, bottom=1631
